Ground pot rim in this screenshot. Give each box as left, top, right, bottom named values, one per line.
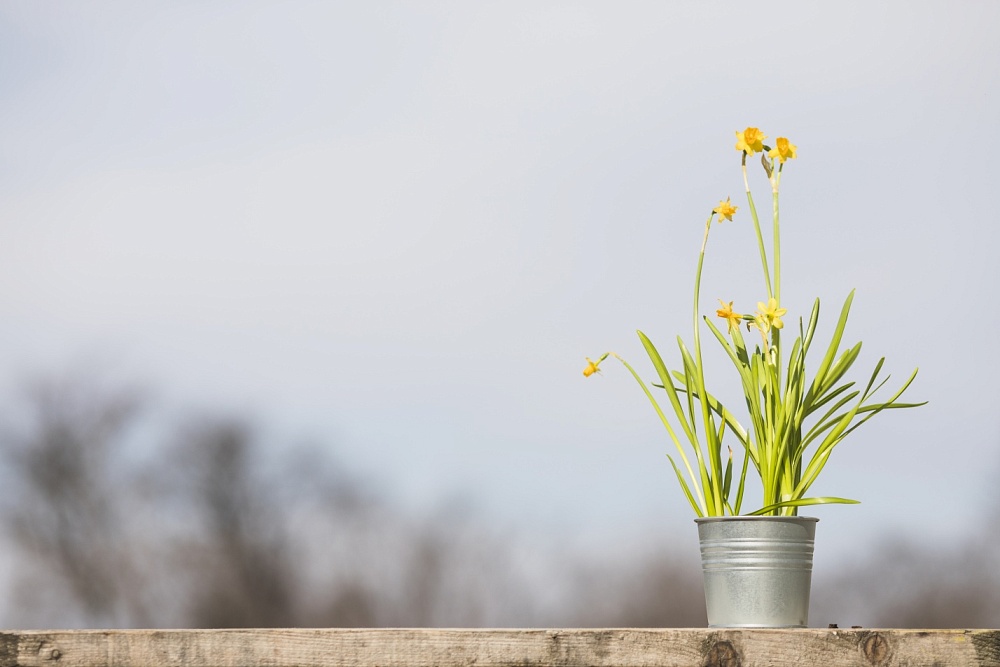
left=694, top=515, right=819, bottom=524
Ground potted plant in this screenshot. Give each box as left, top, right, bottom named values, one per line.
left=583, top=128, right=924, bottom=628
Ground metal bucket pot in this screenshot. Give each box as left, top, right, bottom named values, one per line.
left=695, top=516, right=818, bottom=628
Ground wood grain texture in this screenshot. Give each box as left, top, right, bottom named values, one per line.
left=0, top=629, right=998, bottom=667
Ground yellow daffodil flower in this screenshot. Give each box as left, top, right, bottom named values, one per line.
left=755, top=298, right=787, bottom=331
left=716, top=300, right=742, bottom=334
left=735, top=127, right=767, bottom=155
left=713, top=198, right=737, bottom=222
left=583, top=357, right=602, bottom=377
left=768, top=137, right=798, bottom=163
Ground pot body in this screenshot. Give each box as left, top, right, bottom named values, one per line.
left=695, top=516, right=818, bottom=628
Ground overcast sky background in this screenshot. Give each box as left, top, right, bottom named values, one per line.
left=1, top=2, right=998, bottom=572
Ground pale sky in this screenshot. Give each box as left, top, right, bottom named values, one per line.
left=1, top=2, right=998, bottom=566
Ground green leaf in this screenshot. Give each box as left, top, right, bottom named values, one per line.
left=804, top=381, right=856, bottom=418
left=705, top=317, right=750, bottom=375
left=677, top=335, right=723, bottom=515
left=748, top=496, right=860, bottom=516
left=721, top=420, right=733, bottom=501
left=838, top=368, right=925, bottom=441
left=802, top=388, right=861, bottom=448
left=637, top=331, right=698, bottom=445
left=817, top=343, right=863, bottom=398
left=734, top=440, right=750, bottom=515
left=666, top=373, right=760, bottom=475
left=805, top=290, right=855, bottom=409
left=862, top=357, right=887, bottom=399
left=802, top=298, right=820, bottom=354
left=610, top=351, right=707, bottom=512
left=667, top=454, right=704, bottom=517
left=678, top=338, right=700, bottom=438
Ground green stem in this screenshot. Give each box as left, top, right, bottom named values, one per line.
left=772, top=167, right=782, bottom=304
left=768, top=164, right=785, bottom=516
left=695, top=212, right=723, bottom=514
left=743, top=160, right=773, bottom=300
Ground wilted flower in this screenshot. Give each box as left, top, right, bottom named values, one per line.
left=713, top=198, right=738, bottom=222
left=583, top=357, right=602, bottom=377
left=716, top=300, right=742, bottom=334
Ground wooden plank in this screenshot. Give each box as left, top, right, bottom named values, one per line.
left=1, top=629, right=999, bottom=667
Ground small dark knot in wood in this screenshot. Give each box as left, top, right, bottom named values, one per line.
left=48, top=648, right=62, bottom=660
left=861, top=632, right=891, bottom=666
left=703, top=640, right=740, bottom=667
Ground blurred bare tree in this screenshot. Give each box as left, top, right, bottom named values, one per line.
left=0, top=376, right=543, bottom=628
left=158, top=419, right=309, bottom=627
left=561, top=550, right=706, bottom=627
left=0, top=377, right=151, bottom=627
left=2, top=374, right=998, bottom=629
left=813, top=537, right=1000, bottom=628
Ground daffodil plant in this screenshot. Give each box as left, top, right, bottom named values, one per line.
left=585, top=128, right=924, bottom=517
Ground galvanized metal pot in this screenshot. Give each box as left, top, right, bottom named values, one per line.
left=695, top=516, right=818, bottom=628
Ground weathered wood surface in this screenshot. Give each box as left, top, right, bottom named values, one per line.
left=1, top=629, right=999, bottom=667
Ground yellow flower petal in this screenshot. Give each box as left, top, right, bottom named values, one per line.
left=713, top=197, right=737, bottom=222
left=735, top=127, right=767, bottom=155
left=583, top=357, right=601, bottom=377
left=755, top=298, right=787, bottom=331
left=767, top=137, right=798, bottom=163
left=716, top=299, right=742, bottom=333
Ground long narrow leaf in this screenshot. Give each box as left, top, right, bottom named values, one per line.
left=720, top=420, right=733, bottom=503
left=802, top=298, right=820, bottom=354
left=679, top=340, right=700, bottom=439
left=637, top=331, right=698, bottom=445
left=669, top=371, right=757, bottom=466
left=748, top=496, right=860, bottom=516
left=734, top=439, right=750, bottom=515
left=805, top=290, right=855, bottom=409
left=804, top=381, right=856, bottom=417
left=678, top=336, right=723, bottom=514
left=812, top=343, right=863, bottom=403
left=666, top=454, right=704, bottom=517
left=838, top=369, right=925, bottom=441
left=802, top=389, right=862, bottom=448
left=611, top=352, right=706, bottom=513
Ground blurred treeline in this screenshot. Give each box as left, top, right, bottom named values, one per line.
left=0, top=375, right=997, bottom=629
